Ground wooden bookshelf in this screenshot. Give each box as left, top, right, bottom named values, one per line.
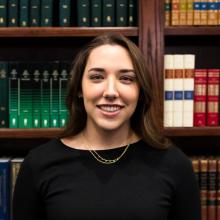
left=0, top=27, right=138, bottom=37
left=0, top=128, right=62, bottom=138
left=165, top=26, right=220, bottom=36
left=164, top=127, right=220, bottom=137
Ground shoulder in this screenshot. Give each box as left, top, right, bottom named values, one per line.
left=137, top=140, right=193, bottom=176
left=22, top=138, right=63, bottom=171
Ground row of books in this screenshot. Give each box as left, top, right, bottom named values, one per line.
left=0, top=0, right=137, bottom=27
left=0, top=157, right=23, bottom=220
left=165, top=0, right=220, bottom=26
left=164, top=54, right=220, bottom=127
left=0, top=61, right=71, bottom=128
left=191, top=156, right=220, bottom=220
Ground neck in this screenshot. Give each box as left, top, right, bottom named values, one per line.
left=82, top=126, right=137, bottom=150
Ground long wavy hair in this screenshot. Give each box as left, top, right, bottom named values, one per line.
left=60, top=32, right=170, bottom=149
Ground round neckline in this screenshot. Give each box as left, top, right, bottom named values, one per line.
left=58, top=138, right=142, bottom=153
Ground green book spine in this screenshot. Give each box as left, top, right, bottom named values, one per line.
left=19, top=0, right=29, bottom=27
left=0, top=0, right=7, bottom=27
left=41, top=0, right=53, bottom=27
left=50, top=61, right=60, bottom=128
left=8, top=62, right=19, bottom=128
left=59, top=62, right=70, bottom=127
left=102, top=0, right=115, bottom=26
left=30, top=0, right=41, bottom=27
left=116, top=0, right=127, bottom=26
left=59, top=0, right=71, bottom=27
left=32, top=62, right=41, bottom=128
left=19, top=63, right=33, bottom=128
left=8, top=0, right=18, bottom=26
left=91, top=0, right=101, bottom=27
left=41, top=63, right=50, bottom=128
left=128, top=0, right=137, bottom=26
left=77, top=0, right=90, bottom=27
left=0, top=62, right=8, bottom=128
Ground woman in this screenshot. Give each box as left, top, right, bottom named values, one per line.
left=13, top=33, right=200, bottom=220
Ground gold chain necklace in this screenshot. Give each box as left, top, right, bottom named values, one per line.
left=89, top=144, right=130, bottom=165
left=82, top=132, right=131, bottom=165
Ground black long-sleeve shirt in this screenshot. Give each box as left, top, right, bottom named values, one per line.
left=13, top=138, right=200, bottom=220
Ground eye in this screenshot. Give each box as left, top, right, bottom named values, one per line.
left=120, top=75, right=136, bottom=84
left=89, top=73, right=104, bottom=82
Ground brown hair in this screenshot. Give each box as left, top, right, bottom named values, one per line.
left=60, top=32, right=170, bottom=149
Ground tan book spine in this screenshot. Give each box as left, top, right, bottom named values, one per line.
left=172, top=0, right=180, bottom=25
left=186, top=0, right=194, bottom=25
left=165, top=0, right=171, bottom=26
left=193, top=0, right=201, bottom=25
left=207, top=0, right=218, bottom=25
left=200, top=2, right=208, bottom=25
left=179, top=0, right=187, bottom=25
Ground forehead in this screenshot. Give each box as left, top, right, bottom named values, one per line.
left=86, top=44, right=133, bottom=68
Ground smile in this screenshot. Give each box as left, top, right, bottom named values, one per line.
left=97, top=105, right=124, bottom=112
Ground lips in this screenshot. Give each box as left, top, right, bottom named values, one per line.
left=97, top=104, right=124, bottom=113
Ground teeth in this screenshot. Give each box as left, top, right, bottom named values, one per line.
left=100, top=106, right=121, bottom=112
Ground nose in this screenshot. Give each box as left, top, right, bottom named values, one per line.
left=103, top=77, right=119, bottom=99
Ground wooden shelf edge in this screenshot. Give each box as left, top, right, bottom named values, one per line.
left=165, top=26, right=220, bottom=36
left=163, top=127, right=220, bottom=137
left=0, top=27, right=138, bottom=37
left=0, top=128, right=63, bottom=138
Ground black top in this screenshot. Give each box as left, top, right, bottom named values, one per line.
left=13, top=138, right=200, bottom=220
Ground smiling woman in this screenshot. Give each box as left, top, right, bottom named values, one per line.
left=13, top=33, right=200, bottom=220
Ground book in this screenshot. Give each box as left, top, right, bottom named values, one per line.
left=200, top=1, right=208, bottom=25
left=30, top=0, right=41, bottom=27
left=8, top=0, right=18, bottom=26
left=171, top=0, right=180, bottom=25
left=50, top=61, right=60, bottom=127
left=116, top=0, right=128, bottom=26
left=207, top=158, right=217, bottom=220
left=200, top=158, right=208, bottom=220
left=0, top=0, right=7, bottom=27
left=77, top=0, right=90, bottom=27
left=128, top=0, right=136, bottom=26
left=179, top=0, right=187, bottom=25
left=165, top=0, right=171, bottom=26
left=8, top=62, right=19, bottom=128
left=194, top=69, right=207, bottom=126
left=59, top=61, right=70, bottom=127
left=164, top=55, right=174, bottom=127
left=32, top=63, right=41, bottom=128
left=41, top=62, right=51, bottom=128
left=59, top=0, right=71, bottom=27
left=207, top=0, right=218, bottom=25
left=183, top=54, right=195, bottom=127
left=186, top=0, right=193, bottom=25
left=193, top=0, right=201, bottom=25
left=173, top=54, right=184, bottom=127
left=19, top=0, right=29, bottom=27
left=207, top=69, right=219, bottom=126
left=41, top=0, right=53, bottom=26
left=0, top=62, right=8, bottom=128
left=19, top=62, right=33, bottom=128
left=91, top=0, right=102, bottom=27
left=102, top=0, right=115, bottom=26
left=0, top=158, right=11, bottom=220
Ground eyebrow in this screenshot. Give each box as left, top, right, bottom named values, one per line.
left=88, top=68, right=135, bottom=73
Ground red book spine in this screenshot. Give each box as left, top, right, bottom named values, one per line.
left=207, top=158, right=217, bottom=220
left=207, top=69, right=220, bottom=126
left=194, top=69, right=207, bottom=126
left=200, top=159, right=208, bottom=220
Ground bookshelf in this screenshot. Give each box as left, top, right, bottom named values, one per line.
left=1, top=0, right=219, bottom=154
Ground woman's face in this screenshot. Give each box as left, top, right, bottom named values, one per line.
left=81, top=44, right=140, bottom=132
